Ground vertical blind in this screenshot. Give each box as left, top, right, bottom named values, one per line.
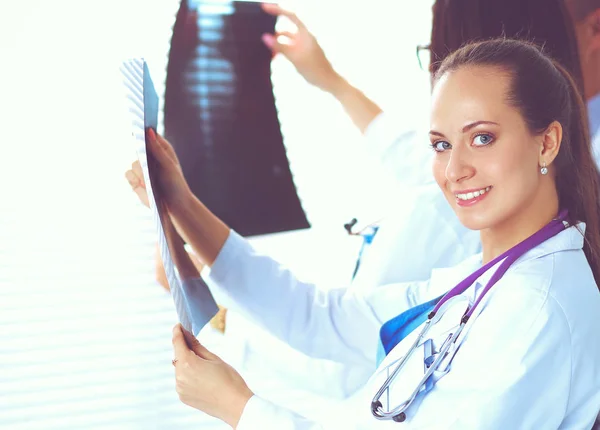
left=0, top=1, right=229, bottom=428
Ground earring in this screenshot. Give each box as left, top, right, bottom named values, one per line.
left=540, top=162, right=548, bottom=175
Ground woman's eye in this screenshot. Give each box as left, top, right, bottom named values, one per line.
left=473, top=134, right=494, bottom=146
left=432, top=141, right=451, bottom=152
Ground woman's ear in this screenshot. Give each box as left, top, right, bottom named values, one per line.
left=539, top=121, right=562, bottom=166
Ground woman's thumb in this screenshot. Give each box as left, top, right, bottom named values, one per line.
left=183, top=328, right=220, bottom=360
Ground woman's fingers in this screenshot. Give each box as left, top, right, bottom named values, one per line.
left=183, top=327, right=220, bottom=361
left=147, top=128, right=182, bottom=170
left=261, top=3, right=305, bottom=29
left=146, top=128, right=169, bottom=167
left=276, top=30, right=296, bottom=40
left=170, top=324, right=252, bottom=425
left=172, top=324, right=220, bottom=361
left=172, top=323, right=193, bottom=361
left=132, top=160, right=145, bottom=183
left=125, top=164, right=150, bottom=207
left=125, top=169, right=140, bottom=188
left=262, top=31, right=296, bottom=54
left=155, top=131, right=177, bottom=159
left=261, top=32, right=277, bottom=50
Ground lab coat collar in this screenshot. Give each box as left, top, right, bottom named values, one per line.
left=478, top=223, right=584, bottom=289
left=429, top=224, right=585, bottom=298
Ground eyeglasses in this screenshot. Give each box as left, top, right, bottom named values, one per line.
left=416, top=44, right=431, bottom=71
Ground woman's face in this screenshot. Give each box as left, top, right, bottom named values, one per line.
left=429, top=66, right=545, bottom=231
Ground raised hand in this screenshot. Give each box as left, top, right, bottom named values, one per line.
left=261, top=3, right=342, bottom=93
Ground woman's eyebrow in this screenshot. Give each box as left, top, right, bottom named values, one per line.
left=430, top=120, right=499, bottom=137
left=429, top=130, right=446, bottom=138
left=462, top=120, right=499, bottom=132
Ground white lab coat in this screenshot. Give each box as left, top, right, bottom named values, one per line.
left=200, top=225, right=600, bottom=429
left=206, top=101, right=600, bottom=409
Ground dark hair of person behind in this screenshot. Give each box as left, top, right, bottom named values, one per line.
left=430, top=0, right=585, bottom=94
left=433, top=38, right=600, bottom=287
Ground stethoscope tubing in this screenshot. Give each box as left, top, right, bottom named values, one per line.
left=370, top=211, right=569, bottom=422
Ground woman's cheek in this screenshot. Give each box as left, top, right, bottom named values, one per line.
left=432, top=155, right=448, bottom=188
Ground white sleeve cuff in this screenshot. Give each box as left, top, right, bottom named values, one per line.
left=200, top=229, right=247, bottom=308
left=237, top=395, right=322, bottom=430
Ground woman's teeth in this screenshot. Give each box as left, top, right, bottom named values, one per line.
left=456, top=186, right=491, bottom=201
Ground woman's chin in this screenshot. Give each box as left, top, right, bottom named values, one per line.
left=454, top=209, right=494, bottom=231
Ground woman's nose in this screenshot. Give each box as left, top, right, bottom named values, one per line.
left=445, top=147, right=475, bottom=184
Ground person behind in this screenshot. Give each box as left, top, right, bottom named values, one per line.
left=566, top=0, right=600, bottom=162
left=156, top=38, right=600, bottom=428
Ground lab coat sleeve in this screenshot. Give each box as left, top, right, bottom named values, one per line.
left=236, top=395, right=323, bottom=430
left=363, top=111, right=434, bottom=187
left=202, top=230, right=424, bottom=367
left=351, top=184, right=481, bottom=288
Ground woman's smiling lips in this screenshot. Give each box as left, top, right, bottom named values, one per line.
left=453, top=186, right=492, bottom=207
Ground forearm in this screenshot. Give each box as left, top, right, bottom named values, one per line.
left=204, top=230, right=380, bottom=366
left=167, top=231, right=201, bottom=280
left=236, top=395, right=325, bottom=430
left=327, top=74, right=383, bottom=134
left=156, top=244, right=206, bottom=291
left=168, top=191, right=230, bottom=267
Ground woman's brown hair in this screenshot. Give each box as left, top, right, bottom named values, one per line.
left=434, top=38, right=600, bottom=286
left=430, top=0, right=585, bottom=94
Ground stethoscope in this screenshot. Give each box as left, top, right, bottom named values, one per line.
left=371, top=210, right=570, bottom=423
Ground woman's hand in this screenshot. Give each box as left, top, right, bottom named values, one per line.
left=261, top=3, right=342, bottom=94
left=145, top=128, right=194, bottom=214
left=125, top=160, right=149, bottom=208
left=124, top=130, right=192, bottom=213
left=260, top=3, right=382, bottom=133
left=125, top=129, right=229, bottom=268
left=172, top=324, right=253, bottom=427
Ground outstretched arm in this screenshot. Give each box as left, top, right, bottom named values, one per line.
left=261, top=3, right=382, bottom=133
left=260, top=4, right=433, bottom=187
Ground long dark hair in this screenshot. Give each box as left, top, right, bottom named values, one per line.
left=430, top=0, right=585, bottom=94
left=434, top=39, right=600, bottom=286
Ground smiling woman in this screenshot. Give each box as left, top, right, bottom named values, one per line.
left=429, top=67, right=561, bottom=242
left=432, top=39, right=600, bottom=273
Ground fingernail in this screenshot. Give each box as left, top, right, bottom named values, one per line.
left=147, top=128, right=156, bottom=141
left=261, top=33, right=274, bottom=49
